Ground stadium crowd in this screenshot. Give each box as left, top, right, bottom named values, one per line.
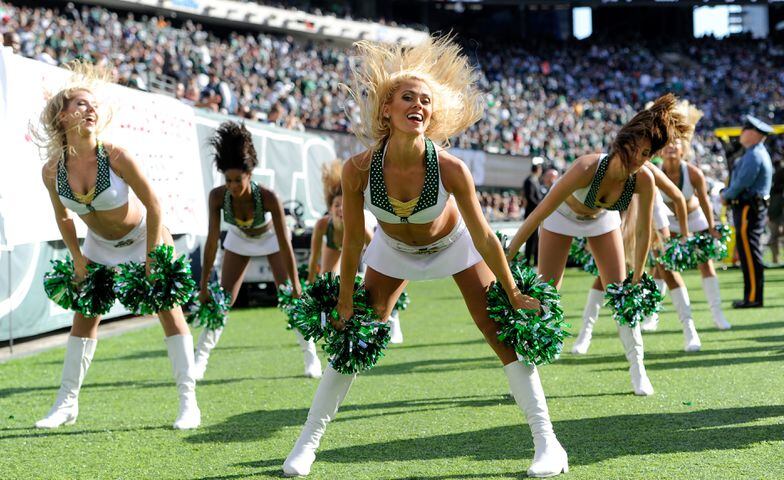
left=2, top=0, right=782, bottom=222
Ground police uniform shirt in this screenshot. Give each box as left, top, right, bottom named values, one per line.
left=721, top=143, right=773, bottom=201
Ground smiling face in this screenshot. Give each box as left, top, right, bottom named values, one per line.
left=224, top=169, right=252, bottom=198
left=60, top=89, right=99, bottom=137
left=383, top=78, right=433, bottom=137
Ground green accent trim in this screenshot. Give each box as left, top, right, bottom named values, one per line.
left=223, top=181, right=266, bottom=228
left=583, top=153, right=636, bottom=212
left=369, top=138, right=439, bottom=222
left=325, top=218, right=341, bottom=251
left=56, top=141, right=110, bottom=212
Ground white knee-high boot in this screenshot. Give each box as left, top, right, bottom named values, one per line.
left=294, top=330, right=323, bottom=378
left=504, top=362, right=568, bottom=477
left=617, top=325, right=654, bottom=396
left=702, top=276, right=731, bottom=330
left=387, top=309, right=404, bottom=344
left=193, top=326, right=224, bottom=381
left=670, top=288, right=701, bottom=352
left=165, top=334, right=201, bottom=430
left=641, top=278, right=667, bottom=332
left=283, top=365, right=356, bottom=477
left=35, top=336, right=97, bottom=428
left=572, top=289, right=603, bottom=354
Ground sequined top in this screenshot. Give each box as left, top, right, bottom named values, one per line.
left=363, top=138, right=450, bottom=224
left=223, top=181, right=270, bottom=230
left=57, top=141, right=129, bottom=215
left=572, top=153, right=637, bottom=212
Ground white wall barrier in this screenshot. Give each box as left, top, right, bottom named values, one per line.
left=0, top=50, right=335, bottom=342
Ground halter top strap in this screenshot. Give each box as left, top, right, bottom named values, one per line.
left=57, top=141, right=111, bottom=212
left=583, top=153, right=637, bottom=212
left=223, top=181, right=266, bottom=228
left=369, top=138, right=439, bottom=223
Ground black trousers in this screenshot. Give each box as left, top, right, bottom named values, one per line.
left=733, top=202, right=766, bottom=304
left=524, top=225, right=539, bottom=266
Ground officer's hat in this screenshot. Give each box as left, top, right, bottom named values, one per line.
left=743, top=115, right=774, bottom=135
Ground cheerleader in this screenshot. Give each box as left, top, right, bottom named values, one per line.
left=283, top=36, right=568, bottom=478
left=572, top=165, right=702, bottom=353
left=507, top=94, right=690, bottom=396
left=193, top=122, right=321, bottom=380
left=653, top=102, right=732, bottom=331
left=35, top=63, right=200, bottom=429
left=306, top=161, right=405, bottom=343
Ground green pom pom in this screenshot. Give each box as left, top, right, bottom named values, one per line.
left=187, top=281, right=230, bottom=330
left=75, top=263, right=116, bottom=317
left=658, top=237, right=697, bottom=272
left=289, top=273, right=344, bottom=341
left=292, top=273, right=389, bottom=373
left=324, top=308, right=390, bottom=375
left=486, top=263, right=570, bottom=366
left=277, top=280, right=304, bottom=330
left=115, top=261, right=153, bottom=315
left=394, top=290, right=410, bottom=311
left=605, top=272, right=663, bottom=327
left=43, top=257, right=79, bottom=310
left=569, top=238, right=599, bottom=276
left=147, top=245, right=197, bottom=311
left=691, top=224, right=730, bottom=264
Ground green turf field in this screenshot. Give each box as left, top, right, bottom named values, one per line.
left=1, top=268, right=783, bottom=479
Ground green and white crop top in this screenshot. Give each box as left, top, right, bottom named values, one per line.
left=325, top=218, right=341, bottom=251
left=223, top=181, right=271, bottom=230
left=571, top=153, right=637, bottom=212
left=661, top=162, right=694, bottom=204
left=363, top=138, right=450, bottom=224
left=57, top=141, right=129, bottom=215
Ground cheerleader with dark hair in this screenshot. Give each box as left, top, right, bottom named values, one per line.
left=194, top=121, right=322, bottom=380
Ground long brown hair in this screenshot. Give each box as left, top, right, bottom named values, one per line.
left=612, top=93, right=690, bottom=172
left=322, top=160, right=343, bottom=209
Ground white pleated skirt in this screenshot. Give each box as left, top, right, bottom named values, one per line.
left=223, top=225, right=281, bottom=257
left=542, top=204, right=621, bottom=238
left=83, top=216, right=148, bottom=267
left=363, top=219, right=482, bottom=281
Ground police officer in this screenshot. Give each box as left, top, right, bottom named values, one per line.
left=721, top=115, right=774, bottom=308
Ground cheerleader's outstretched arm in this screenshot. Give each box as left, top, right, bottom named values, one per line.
left=265, top=188, right=302, bottom=296
left=42, top=165, right=86, bottom=279
left=507, top=156, right=594, bottom=260
left=442, top=153, right=538, bottom=311
left=336, top=154, right=369, bottom=324
left=308, top=217, right=328, bottom=284
left=633, top=168, right=655, bottom=282
left=199, top=188, right=223, bottom=300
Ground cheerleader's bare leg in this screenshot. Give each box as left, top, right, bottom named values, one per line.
left=283, top=267, right=405, bottom=477
left=193, top=250, right=248, bottom=380
left=35, top=313, right=99, bottom=428
left=588, top=229, right=654, bottom=396
left=454, top=261, right=568, bottom=477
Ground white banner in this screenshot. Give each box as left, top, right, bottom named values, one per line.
left=0, top=49, right=207, bottom=248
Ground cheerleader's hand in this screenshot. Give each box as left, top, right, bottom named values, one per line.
left=510, top=288, right=540, bottom=311
left=709, top=227, right=722, bottom=239
left=333, top=298, right=352, bottom=331
left=73, top=255, right=89, bottom=283
left=198, top=287, right=212, bottom=305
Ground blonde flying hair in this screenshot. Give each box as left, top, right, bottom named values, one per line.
left=345, top=34, right=484, bottom=150
left=32, top=60, right=114, bottom=178
left=322, top=159, right=343, bottom=208
left=674, top=99, right=704, bottom=161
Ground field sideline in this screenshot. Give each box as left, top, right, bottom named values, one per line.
left=1, top=268, right=783, bottom=479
